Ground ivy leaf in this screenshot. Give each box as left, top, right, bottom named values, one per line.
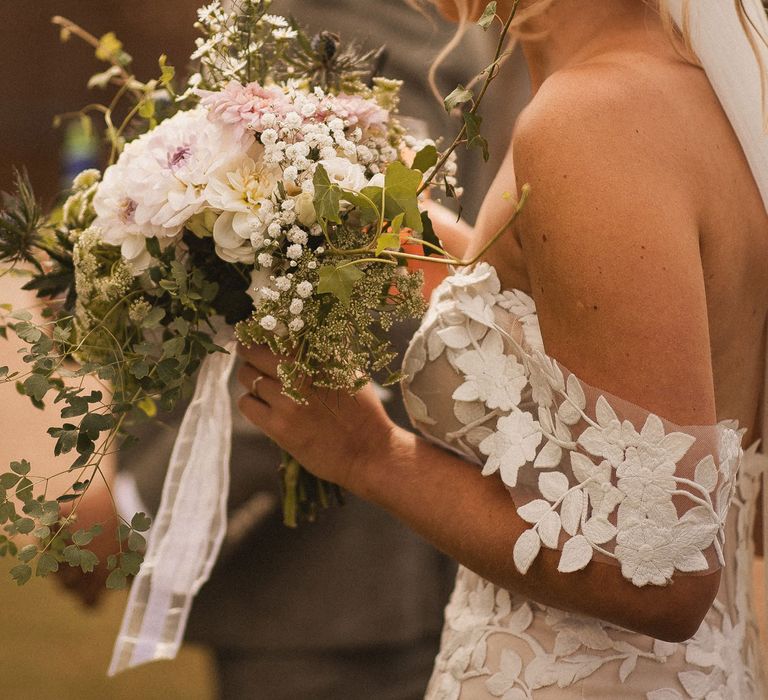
left=411, top=144, right=438, bottom=173
left=478, top=1, right=498, bottom=29
left=383, top=162, right=423, bottom=232
left=375, top=213, right=405, bottom=256
left=312, top=165, right=342, bottom=225
left=10, top=564, right=31, bottom=586
left=131, top=512, right=152, bottom=532
left=317, top=265, right=364, bottom=307
left=375, top=233, right=401, bottom=256
left=464, top=113, right=489, bottom=161
left=340, top=189, right=380, bottom=226
left=444, top=84, right=473, bottom=112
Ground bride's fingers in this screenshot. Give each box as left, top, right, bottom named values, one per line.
left=236, top=343, right=282, bottom=378
left=237, top=362, right=284, bottom=406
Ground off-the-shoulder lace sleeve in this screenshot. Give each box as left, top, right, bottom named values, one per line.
left=401, top=263, right=744, bottom=587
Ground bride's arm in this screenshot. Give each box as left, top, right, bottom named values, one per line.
left=237, top=84, right=720, bottom=643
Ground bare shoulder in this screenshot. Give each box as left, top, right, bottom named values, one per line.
left=513, top=54, right=704, bottom=192
left=508, top=56, right=717, bottom=425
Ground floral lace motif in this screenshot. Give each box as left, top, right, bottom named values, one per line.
left=401, top=263, right=764, bottom=698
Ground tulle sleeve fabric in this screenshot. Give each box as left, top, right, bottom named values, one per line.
left=401, top=264, right=744, bottom=587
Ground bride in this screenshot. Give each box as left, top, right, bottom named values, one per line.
left=236, top=0, right=768, bottom=697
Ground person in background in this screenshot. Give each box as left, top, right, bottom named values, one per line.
left=62, top=2, right=529, bottom=698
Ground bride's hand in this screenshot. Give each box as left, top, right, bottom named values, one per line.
left=236, top=343, right=397, bottom=490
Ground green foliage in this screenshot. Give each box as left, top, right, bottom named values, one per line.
left=444, top=85, right=474, bottom=112
left=317, top=264, right=365, bottom=306
left=312, top=166, right=343, bottom=225
left=478, top=2, right=498, bottom=30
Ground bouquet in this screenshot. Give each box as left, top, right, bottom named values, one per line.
left=0, top=0, right=523, bottom=672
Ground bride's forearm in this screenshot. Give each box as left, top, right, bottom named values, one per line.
left=351, top=425, right=720, bottom=643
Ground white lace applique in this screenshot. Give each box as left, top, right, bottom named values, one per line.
left=402, top=263, right=764, bottom=698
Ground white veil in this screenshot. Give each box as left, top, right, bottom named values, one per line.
left=664, top=0, right=768, bottom=612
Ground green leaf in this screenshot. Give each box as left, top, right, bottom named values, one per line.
left=444, top=84, right=473, bottom=112
left=32, top=526, right=50, bottom=540
left=10, top=460, right=30, bottom=476
left=411, top=144, right=438, bottom=173
left=137, top=397, right=157, bottom=418
left=10, top=564, right=31, bottom=585
left=35, top=552, right=59, bottom=577
left=80, top=412, right=114, bottom=440
left=131, top=512, right=152, bottom=532
left=158, top=54, right=175, bottom=86
left=383, top=162, right=423, bottom=232
left=72, top=529, right=95, bottom=547
left=138, top=98, right=156, bottom=121
left=15, top=518, right=35, bottom=535
left=18, top=544, right=37, bottom=563
left=128, top=531, right=146, bottom=552
left=63, top=545, right=82, bottom=567
left=79, top=549, right=99, bottom=573
left=106, top=568, right=128, bottom=590
left=317, top=265, right=365, bottom=307
left=162, top=336, right=186, bottom=358
left=131, top=361, right=150, bottom=380
left=120, top=551, right=142, bottom=576
left=23, top=374, right=50, bottom=402
left=376, top=233, right=401, bottom=256
left=340, top=189, right=380, bottom=226
left=0, top=473, right=20, bottom=489
left=141, top=306, right=165, bottom=329
left=478, top=1, right=498, bottom=29
left=312, top=165, right=343, bottom=225
left=464, top=113, right=489, bottom=161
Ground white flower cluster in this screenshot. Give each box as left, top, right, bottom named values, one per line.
left=92, top=68, right=406, bottom=338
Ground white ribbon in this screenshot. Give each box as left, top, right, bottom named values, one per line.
left=108, top=340, right=237, bottom=675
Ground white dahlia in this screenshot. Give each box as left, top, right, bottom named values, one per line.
left=94, top=106, right=254, bottom=269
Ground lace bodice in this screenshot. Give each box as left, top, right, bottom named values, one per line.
left=402, top=263, right=767, bottom=699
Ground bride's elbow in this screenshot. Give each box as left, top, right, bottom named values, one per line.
left=634, top=569, right=721, bottom=643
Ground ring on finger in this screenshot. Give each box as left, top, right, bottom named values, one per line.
left=250, top=374, right=265, bottom=396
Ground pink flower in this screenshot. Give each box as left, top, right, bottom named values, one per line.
left=199, top=80, right=290, bottom=133
left=329, top=93, right=388, bottom=132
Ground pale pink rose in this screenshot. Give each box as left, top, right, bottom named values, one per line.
left=329, top=93, right=389, bottom=132
left=199, top=80, right=290, bottom=132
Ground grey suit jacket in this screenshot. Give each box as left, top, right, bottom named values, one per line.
left=119, top=1, right=529, bottom=653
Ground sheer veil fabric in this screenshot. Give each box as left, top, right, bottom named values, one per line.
left=664, top=0, right=768, bottom=613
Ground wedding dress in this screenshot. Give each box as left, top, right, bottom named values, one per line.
left=401, top=262, right=767, bottom=699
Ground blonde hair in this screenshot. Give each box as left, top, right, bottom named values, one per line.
left=410, top=0, right=768, bottom=110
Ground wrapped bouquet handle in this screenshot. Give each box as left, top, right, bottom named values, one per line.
left=108, top=340, right=237, bottom=675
